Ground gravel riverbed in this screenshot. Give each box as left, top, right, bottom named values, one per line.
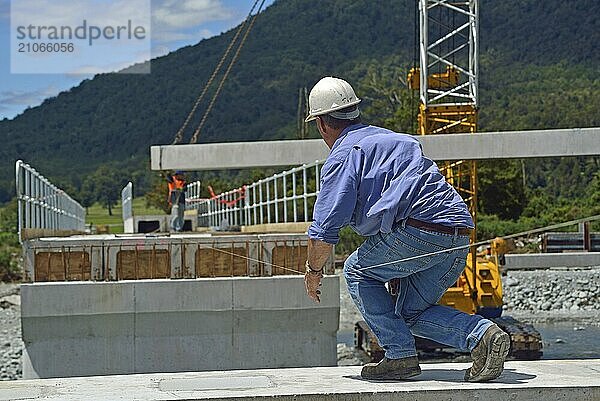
left=1, top=267, right=599, bottom=380
left=502, top=268, right=600, bottom=324
left=0, top=283, right=22, bottom=381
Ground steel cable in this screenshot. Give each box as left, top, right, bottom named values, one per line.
left=189, top=0, right=266, bottom=144
left=171, top=0, right=261, bottom=145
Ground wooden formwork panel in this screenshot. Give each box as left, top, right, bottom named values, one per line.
left=116, top=249, right=170, bottom=280
left=24, top=240, right=103, bottom=282
left=34, top=251, right=91, bottom=282
left=24, top=233, right=324, bottom=282
left=271, top=243, right=307, bottom=275
left=195, top=245, right=249, bottom=277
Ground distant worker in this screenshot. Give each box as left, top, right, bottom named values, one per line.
left=167, top=171, right=187, bottom=232
left=302, top=77, right=510, bottom=382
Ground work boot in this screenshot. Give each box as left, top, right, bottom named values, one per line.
left=464, top=324, right=510, bottom=382
left=361, top=356, right=421, bottom=380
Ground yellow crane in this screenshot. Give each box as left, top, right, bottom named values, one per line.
left=407, top=0, right=491, bottom=317
left=410, top=0, right=542, bottom=359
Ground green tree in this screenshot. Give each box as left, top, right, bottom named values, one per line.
left=0, top=199, right=18, bottom=234
left=145, top=172, right=170, bottom=214
left=83, top=165, right=126, bottom=215
left=0, top=200, right=21, bottom=282
left=356, top=63, right=417, bottom=134
left=78, top=179, right=96, bottom=212
left=477, top=160, right=527, bottom=220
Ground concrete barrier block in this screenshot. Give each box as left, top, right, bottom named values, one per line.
left=231, top=276, right=339, bottom=368
left=22, top=316, right=135, bottom=379
left=232, top=308, right=338, bottom=369
left=134, top=310, right=234, bottom=373
left=504, top=252, right=600, bottom=269
left=133, top=279, right=233, bottom=312
left=232, top=276, right=339, bottom=310
left=21, top=277, right=340, bottom=378
left=21, top=282, right=134, bottom=318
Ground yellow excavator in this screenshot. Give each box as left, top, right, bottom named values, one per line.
left=355, top=0, right=543, bottom=361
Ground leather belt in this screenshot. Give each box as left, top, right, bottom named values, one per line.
left=406, top=218, right=472, bottom=236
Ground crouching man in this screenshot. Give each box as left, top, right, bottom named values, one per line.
left=303, top=77, right=509, bottom=382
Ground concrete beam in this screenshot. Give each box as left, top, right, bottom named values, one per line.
left=21, top=277, right=339, bottom=379
left=504, top=252, right=600, bottom=270
left=151, top=139, right=329, bottom=171
left=150, top=127, right=600, bottom=170
left=4, top=360, right=600, bottom=401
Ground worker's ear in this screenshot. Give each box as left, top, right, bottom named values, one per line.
left=316, top=117, right=326, bottom=135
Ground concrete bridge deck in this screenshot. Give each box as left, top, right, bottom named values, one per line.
left=2, top=359, right=599, bottom=401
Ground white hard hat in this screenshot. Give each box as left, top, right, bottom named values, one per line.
left=305, top=77, right=361, bottom=122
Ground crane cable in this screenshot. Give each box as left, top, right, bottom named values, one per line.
left=189, top=0, right=267, bottom=144
left=171, top=0, right=262, bottom=145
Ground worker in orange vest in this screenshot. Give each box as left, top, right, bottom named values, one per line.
left=166, top=171, right=187, bottom=231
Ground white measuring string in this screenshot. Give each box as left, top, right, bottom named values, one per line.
left=209, top=246, right=304, bottom=274
left=362, top=214, right=600, bottom=271
left=206, top=214, right=600, bottom=274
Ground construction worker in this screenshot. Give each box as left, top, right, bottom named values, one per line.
left=167, top=171, right=186, bottom=232
left=303, top=77, right=509, bottom=382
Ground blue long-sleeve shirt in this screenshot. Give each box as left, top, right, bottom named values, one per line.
left=308, top=124, right=474, bottom=244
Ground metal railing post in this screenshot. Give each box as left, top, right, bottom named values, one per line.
left=283, top=174, right=287, bottom=223
left=15, top=160, right=86, bottom=243
left=292, top=170, right=298, bottom=222
left=303, top=165, right=308, bottom=221
left=259, top=181, right=264, bottom=224
left=266, top=177, right=271, bottom=224
left=274, top=175, right=279, bottom=223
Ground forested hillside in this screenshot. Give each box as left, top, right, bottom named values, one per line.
left=0, top=0, right=598, bottom=204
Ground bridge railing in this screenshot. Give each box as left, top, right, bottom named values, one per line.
left=186, top=180, right=203, bottom=207
left=15, top=160, right=86, bottom=242
left=192, top=160, right=323, bottom=228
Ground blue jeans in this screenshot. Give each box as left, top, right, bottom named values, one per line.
left=344, top=222, right=492, bottom=359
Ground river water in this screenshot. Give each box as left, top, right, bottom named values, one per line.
left=535, top=322, right=600, bottom=359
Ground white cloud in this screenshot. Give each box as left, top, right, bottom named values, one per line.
left=151, top=0, right=237, bottom=47
left=11, top=0, right=150, bottom=29
left=153, top=0, right=232, bottom=29
left=0, top=85, right=59, bottom=108
left=152, top=27, right=214, bottom=43
left=151, top=44, right=171, bottom=58
left=65, top=53, right=151, bottom=76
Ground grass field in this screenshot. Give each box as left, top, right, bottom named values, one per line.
left=85, top=197, right=165, bottom=234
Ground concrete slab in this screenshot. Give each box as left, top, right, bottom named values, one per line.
left=3, top=359, right=599, bottom=401
left=150, top=127, right=600, bottom=170
left=504, top=252, right=600, bottom=270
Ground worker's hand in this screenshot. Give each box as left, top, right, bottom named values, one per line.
left=304, top=268, right=323, bottom=303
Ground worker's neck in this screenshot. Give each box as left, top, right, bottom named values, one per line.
left=320, top=126, right=344, bottom=149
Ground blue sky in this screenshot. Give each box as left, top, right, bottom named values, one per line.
left=0, top=0, right=275, bottom=120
